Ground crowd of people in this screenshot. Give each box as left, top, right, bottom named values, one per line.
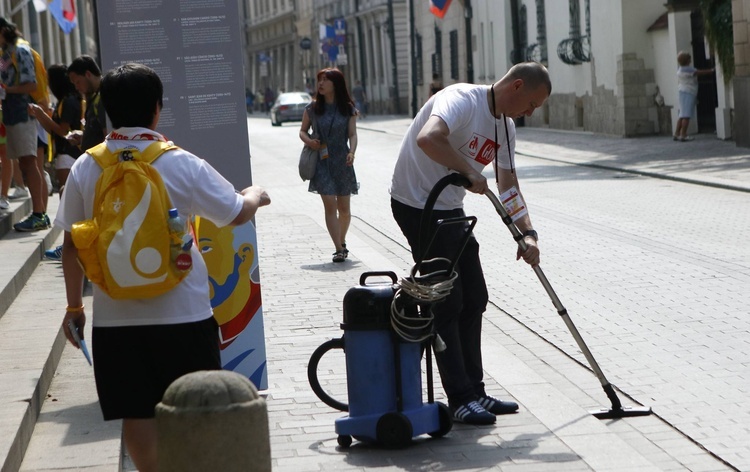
left=0, top=9, right=568, bottom=469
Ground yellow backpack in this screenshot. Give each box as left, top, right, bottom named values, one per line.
left=71, top=141, right=193, bottom=299
left=11, top=39, right=50, bottom=106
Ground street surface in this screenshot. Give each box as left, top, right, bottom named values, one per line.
left=247, top=114, right=748, bottom=471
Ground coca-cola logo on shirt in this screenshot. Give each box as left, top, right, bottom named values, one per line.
left=459, top=133, right=497, bottom=166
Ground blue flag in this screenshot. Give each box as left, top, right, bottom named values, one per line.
left=49, top=0, right=77, bottom=34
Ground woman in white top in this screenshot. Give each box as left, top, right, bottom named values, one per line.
left=674, top=51, right=714, bottom=142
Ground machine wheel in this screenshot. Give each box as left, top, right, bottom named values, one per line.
left=376, top=412, right=413, bottom=449
left=337, top=435, right=352, bottom=448
left=428, top=402, right=453, bottom=438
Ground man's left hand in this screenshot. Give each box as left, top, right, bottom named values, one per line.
left=516, top=237, right=540, bottom=266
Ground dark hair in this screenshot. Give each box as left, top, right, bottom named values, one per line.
left=0, top=17, right=19, bottom=44
left=313, top=68, right=355, bottom=117
left=67, top=55, right=101, bottom=77
left=507, top=62, right=552, bottom=96
left=100, top=63, right=163, bottom=129
left=47, top=64, right=78, bottom=102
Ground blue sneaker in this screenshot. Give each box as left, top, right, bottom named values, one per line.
left=477, top=395, right=519, bottom=415
left=13, top=214, right=48, bottom=232
left=452, top=400, right=496, bottom=425
left=45, top=245, right=63, bottom=261
left=44, top=213, right=51, bottom=228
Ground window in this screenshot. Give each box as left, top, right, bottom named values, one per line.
left=449, top=30, right=458, bottom=81
left=432, top=26, right=442, bottom=78
left=535, top=0, right=548, bottom=63
left=416, top=33, right=424, bottom=85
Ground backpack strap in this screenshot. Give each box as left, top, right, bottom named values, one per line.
left=87, top=141, right=179, bottom=169
left=86, top=142, right=116, bottom=168
left=138, top=141, right=179, bottom=164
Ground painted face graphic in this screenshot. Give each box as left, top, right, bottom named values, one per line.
left=197, top=219, right=256, bottom=327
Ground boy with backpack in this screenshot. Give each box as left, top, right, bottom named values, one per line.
left=55, top=63, right=270, bottom=471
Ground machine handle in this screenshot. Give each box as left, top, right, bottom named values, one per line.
left=307, top=338, right=348, bottom=412
left=448, top=173, right=471, bottom=188
left=359, top=271, right=398, bottom=286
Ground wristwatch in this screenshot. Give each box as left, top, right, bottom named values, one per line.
left=522, top=229, right=538, bottom=241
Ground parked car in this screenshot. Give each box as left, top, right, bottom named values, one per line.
left=270, top=92, right=312, bottom=126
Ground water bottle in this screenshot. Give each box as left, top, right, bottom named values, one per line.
left=167, top=208, right=193, bottom=272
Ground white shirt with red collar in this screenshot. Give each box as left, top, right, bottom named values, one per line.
left=56, top=127, right=244, bottom=327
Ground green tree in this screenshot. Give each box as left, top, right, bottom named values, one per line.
left=700, top=0, right=734, bottom=83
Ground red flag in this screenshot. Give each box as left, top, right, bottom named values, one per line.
left=62, top=0, right=75, bottom=21
left=430, top=0, right=452, bottom=19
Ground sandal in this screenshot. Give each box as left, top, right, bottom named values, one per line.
left=332, top=251, right=346, bottom=263
left=341, top=243, right=349, bottom=259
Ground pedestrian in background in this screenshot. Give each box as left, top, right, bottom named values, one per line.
left=67, top=55, right=107, bottom=152
left=0, top=120, right=28, bottom=207
left=0, top=110, right=10, bottom=210
left=0, top=17, right=49, bottom=232
left=390, top=62, right=550, bottom=425
left=29, top=64, right=83, bottom=196
left=673, top=51, right=714, bottom=142
left=56, top=63, right=270, bottom=472
left=299, top=68, right=359, bottom=263
left=352, top=79, right=367, bottom=118
left=264, top=86, right=275, bottom=114
left=29, top=64, right=83, bottom=261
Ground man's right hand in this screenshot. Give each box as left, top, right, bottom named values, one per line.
left=464, top=171, right=488, bottom=194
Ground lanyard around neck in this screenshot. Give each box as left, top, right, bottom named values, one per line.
left=491, top=85, right=514, bottom=182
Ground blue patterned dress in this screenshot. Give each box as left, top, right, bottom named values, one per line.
left=307, top=102, right=358, bottom=196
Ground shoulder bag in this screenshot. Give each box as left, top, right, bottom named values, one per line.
left=299, top=108, right=318, bottom=181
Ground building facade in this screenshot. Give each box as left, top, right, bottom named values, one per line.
left=4, top=0, right=746, bottom=144
left=243, top=0, right=409, bottom=114
left=242, top=0, right=298, bottom=101
left=0, top=0, right=97, bottom=76
left=456, top=0, right=736, bottom=139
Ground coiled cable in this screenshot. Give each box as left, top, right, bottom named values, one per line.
left=390, top=257, right=457, bottom=344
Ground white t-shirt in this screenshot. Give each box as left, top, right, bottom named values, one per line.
left=390, top=83, right=515, bottom=210
left=55, top=127, right=244, bottom=327
left=677, top=66, right=698, bottom=95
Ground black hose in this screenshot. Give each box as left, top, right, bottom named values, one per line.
left=418, top=173, right=471, bottom=262
left=307, top=338, right=348, bottom=412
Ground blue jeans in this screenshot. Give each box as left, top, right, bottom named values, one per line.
left=391, top=198, right=489, bottom=407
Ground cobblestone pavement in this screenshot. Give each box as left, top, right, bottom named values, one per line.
left=248, top=115, right=748, bottom=471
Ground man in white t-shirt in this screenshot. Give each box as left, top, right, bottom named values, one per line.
left=390, top=62, right=550, bottom=425
left=56, top=63, right=270, bottom=472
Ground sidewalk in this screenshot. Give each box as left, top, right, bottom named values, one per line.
left=250, top=117, right=742, bottom=471
left=14, top=116, right=746, bottom=471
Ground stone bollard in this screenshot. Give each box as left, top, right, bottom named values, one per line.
left=155, top=370, right=271, bottom=472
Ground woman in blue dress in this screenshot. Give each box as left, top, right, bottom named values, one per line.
left=299, top=68, right=359, bottom=263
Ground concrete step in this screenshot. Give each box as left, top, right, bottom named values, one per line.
left=0, top=196, right=31, bottom=241
left=17, top=284, right=125, bottom=472
left=0, top=197, right=60, bottom=321
left=0, top=195, right=68, bottom=472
